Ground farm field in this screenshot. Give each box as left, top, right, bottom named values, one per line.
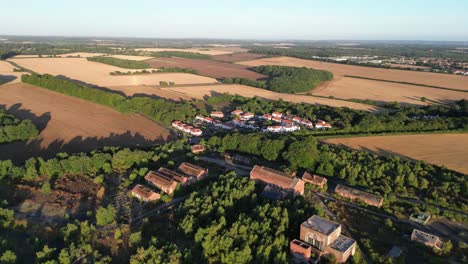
left=238, top=56, right=468, bottom=91
left=212, top=52, right=265, bottom=62
left=313, top=76, right=468, bottom=106
left=160, top=84, right=381, bottom=111
left=0, top=61, right=22, bottom=84
left=108, top=85, right=194, bottom=101
left=0, top=82, right=171, bottom=162
left=103, top=54, right=154, bottom=61
left=9, top=57, right=217, bottom=87
left=324, top=133, right=468, bottom=174
left=135, top=47, right=246, bottom=55
left=146, top=57, right=267, bottom=80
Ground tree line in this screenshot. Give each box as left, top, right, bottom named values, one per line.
left=87, top=56, right=150, bottom=69
left=151, top=51, right=212, bottom=60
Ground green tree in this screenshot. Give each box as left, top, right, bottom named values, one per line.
left=96, top=205, right=116, bottom=226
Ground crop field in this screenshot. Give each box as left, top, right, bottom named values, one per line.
left=135, top=47, right=245, bottom=55
left=0, top=82, right=171, bottom=161
left=9, top=57, right=217, bottom=87
left=103, top=54, right=154, bottom=61
left=0, top=61, right=23, bottom=84
left=146, top=57, right=267, bottom=80
left=313, top=76, right=468, bottom=106
left=212, top=52, right=265, bottom=62
left=107, top=85, right=194, bottom=101
left=324, top=133, right=468, bottom=174
left=161, top=84, right=381, bottom=111
left=238, top=56, right=468, bottom=91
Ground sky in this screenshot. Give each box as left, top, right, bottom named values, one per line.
left=1, top=0, right=467, bottom=41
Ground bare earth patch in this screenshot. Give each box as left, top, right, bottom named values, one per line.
left=324, top=133, right=468, bottom=174
left=160, top=84, right=380, bottom=111
left=0, top=82, right=171, bottom=162
left=9, top=57, right=217, bottom=87
left=104, top=54, right=154, bottom=61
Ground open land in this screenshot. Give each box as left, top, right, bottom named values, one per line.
left=0, top=82, right=171, bottom=162
left=108, top=85, right=194, bottom=101
left=313, top=76, right=468, bottom=106
left=324, top=133, right=468, bottom=174
left=0, top=61, right=23, bottom=84
left=135, top=47, right=247, bottom=55
left=146, top=57, right=267, bottom=80
left=211, top=52, right=265, bottom=62
left=160, top=84, right=381, bottom=111
left=238, top=56, right=468, bottom=92
left=9, top=57, right=217, bottom=87
left=103, top=54, right=154, bottom=61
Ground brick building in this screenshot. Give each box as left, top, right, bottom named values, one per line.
left=144, top=171, right=179, bottom=195
left=178, top=162, right=208, bottom=180
left=250, top=165, right=304, bottom=196
left=131, top=184, right=160, bottom=202
left=302, top=172, right=327, bottom=188
left=335, top=184, right=383, bottom=207
left=157, top=167, right=193, bottom=186
left=411, top=229, right=443, bottom=250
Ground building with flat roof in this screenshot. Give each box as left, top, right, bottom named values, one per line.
left=411, top=229, right=443, bottom=250
left=131, top=184, right=160, bottom=202
left=302, top=172, right=327, bottom=188
left=178, top=162, right=208, bottom=180
left=335, top=184, right=383, bottom=207
left=290, top=239, right=312, bottom=261
left=250, top=165, right=304, bottom=196
left=291, top=215, right=356, bottom=263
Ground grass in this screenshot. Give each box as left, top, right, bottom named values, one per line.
left=87, top=56, right=150, bottom=69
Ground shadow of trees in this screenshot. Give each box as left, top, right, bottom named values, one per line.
left=1, top=103, right=51, bottom=131
left=0, top=75, right=18, bottom=84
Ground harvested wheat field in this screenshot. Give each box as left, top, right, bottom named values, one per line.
left=146, top=57, right=267, bottom=80
left=239, top=56, right=468, bottom=91
left=104, top=54, right=154, bottom=61
left=314, top=76, right=468, bottom=106
left=0, top=82, right=171, bottom=162
left=0, top=61, right=23, bottom=84
left=324, top=133, right=468, bottom=174
left=161, top=84, right=380, bottom=111
left=212, top=52, right=265, bottom=62
left=9, top=57, right=217, bottom=87
left=58, top=52, right=106, bottom=57
left=135, top=47, right=246, bottom=55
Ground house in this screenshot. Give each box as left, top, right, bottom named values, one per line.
left=315, top=120, right=332, bottom=129
left=283, top=124, right=300, bottom=132
left=158, top=167, right=193, bottom=186
left=231, top=109, right=243, bottom=116
left=191, top=144, right=205, bottom=154
left=272, top=112, right=283, bottom=118
left=261, top=114, right=273, bottom=120
left=292, top=116, right=302, bottom=123
left=210, top=111, right=224, bottom=118
left=195, top=115, right=205, bottom=121
left=272, top=116, right=282, bottom=123
left=131, top=184, right=160, bottom=202
left=302, top=172, right=327, bottom=188
left=250, top=165, right=304, bottom=196
left=144, top=171, right=179, bottom=195
left=190, top=128, right=203, bottom=136
left=411, top=229, right=443, bottom=250
left=203, top=117, right=214, bottom=124
left=178, top=162, right=208, bottom=180
left=282, top=119, right=293, bottom=125
left=172, top=120, right=183, bottom=130
left=335, top=184, right=384, bottom=207
left=292, top=215, right=356, bottom=263
left=266, top=125, right=283, bottom=133
left=301, top=119, right=314, bottom=127
left=241, top=112, right=254, bottom=120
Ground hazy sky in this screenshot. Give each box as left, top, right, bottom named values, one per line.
left=2, top=0, right=467, bottom=40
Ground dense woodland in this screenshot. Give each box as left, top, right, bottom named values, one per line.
left=0, top=108, right=39, bottom=144
left=110, top=67, right=198, bottom=75
left=87, top=56, right=150, bottom=69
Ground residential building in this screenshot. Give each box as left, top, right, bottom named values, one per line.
left=203, top=117, right=214, bottom=124
left=292, top=116, right=302, bottom=123
left=272, top=112, right=283, bottom=118
left=301, top=119, right=314, bottom=127
left=335, top=184, right=384, bottom=207
left=250, top=165, right=304, bottom=196
left=231, top=109, right=244, bottom=116
left=315, top=120, right=332, bottom=129
left=272, top=116, right=282, bottom=123
left=266, top=125, right=283, bottom=133
left=261, top=113, right=273, bottom=120
left=178, top=162, right=208, bottom=180
left=195, top=115, right=205, bottom=121
left=131, top=184, right=160, bottom=202
left=144, top=171, right=179, bottom=195
left=191, top=144, right=205, bottom=154
left=190, top=128, right=203, bottom=136
left=210, top=111, right=224, bottom=118
left=411, top=229, right=443, bottom=250
left=302, top=172, right=327, bottom=188
left=292, top=215, right=356, bottom=263
left=242, top=112, right=254, bottom=120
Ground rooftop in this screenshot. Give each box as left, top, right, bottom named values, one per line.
left=329, top=235, right=356, bottom=253
left=335, top=184, right=383, bottom=205
left=250, top=165, right=298, bottom=190
left=301, top=215, right=341, bottom=236
left=178, top=162, right=207, bottom=178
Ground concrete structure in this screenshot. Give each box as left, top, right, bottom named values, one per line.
left=250, top=165, right=304, bottom=196
left=131, top=184, right=160, bottom=202
left=144, top=171, right=179, bottom=195
left=411, top=229, right=443, bottom=250
left=410, top=212, right=431, bottom=225
left=302, top=172, right=327, bottom=188
left=293, top=215, right=356, bottom=263
left=178, top=162, right=208, bottom=180
left=290, top=239, right=312, bottom=260
left=335, top=184, right=383, bottom=207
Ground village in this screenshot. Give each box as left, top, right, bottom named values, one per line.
left=171, top=109, right=333, bottom=137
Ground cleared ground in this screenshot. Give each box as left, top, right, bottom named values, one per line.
left=238, top=56, right=468, bottom=91
left=212, top=52, right=265, bottom=62
left=160, top=84, right=380, bottom=111
left=0, top=61, right=23, bottom=84
left=135, top=47, right=246, bottom=55
left=0, top=82, right=171, bottom=162
left=9, top=57, right=217, bottom=87
left=103, top=54, right=154, bottom=61
left=313, top=76, right=468, bottom=106
left=324, top=133, right=468, bottom=174
left=146, top=57, right=267, bottom=80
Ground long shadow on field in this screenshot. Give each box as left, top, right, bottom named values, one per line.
left=0, top=75, right=18, bottom=84
left=0, top=131, right=174, bottom=165
left=1, top=103, right=51, bottom=131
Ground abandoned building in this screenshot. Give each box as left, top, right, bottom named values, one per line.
left=178, top=162, right=208, bottom=180
left=158, top=167, right=193, bottom=186
left=335, top=184, right=384, bottom=207
left=411, top=229, right=443, bottom=250
left=302, top=172, right=327, bottom=188
left=250, top=165, right=304, bottom=196
left=290, top=215, right=357, bottom=263
left=191, top=144, right=205, bottom=154
left=131, top=184, right=161, bottom=202
left=144, top=170, right=179, bottom=195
